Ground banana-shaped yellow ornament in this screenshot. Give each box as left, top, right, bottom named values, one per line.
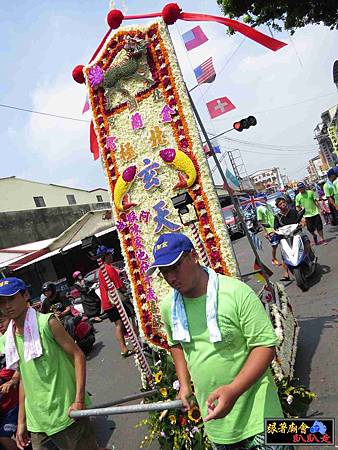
left=113, top=165, right=137, bottom=211
left=159, top=148, right=197, bottom=189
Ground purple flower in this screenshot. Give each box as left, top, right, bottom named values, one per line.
left=160, top=431, right=166, bottom=437
left=88, top=65, right=104, bottom=87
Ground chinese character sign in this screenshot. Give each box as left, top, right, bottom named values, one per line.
left=84, top=20, right=236, bottom=348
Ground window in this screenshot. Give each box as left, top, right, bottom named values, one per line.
left=66, top=194, right=76, bottom=205
left=33, top=196, right=46, bottom=208
left=96, top=195, right=103, bottom=203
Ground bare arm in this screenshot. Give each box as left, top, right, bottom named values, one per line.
left=204, top=346, right=276, bottom=422
left=170, top=344, right=193, bottom=410
left=16, top=381, right=31, bottom=449
left=48, top=317, right=86, bottom=413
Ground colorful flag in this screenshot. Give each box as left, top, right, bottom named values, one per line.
left=207, top=97, right=236, bottom=119
left=82, top=95, right=90, bottom=114
left=225, top=169, right=240, bottom=191
left=203, top=143, right=221, bottom=157
left=182, top=26, right=208, bottom=51
left=194, top=57, right=216, bottom=85
left=239, top=194, right=266, bottom=212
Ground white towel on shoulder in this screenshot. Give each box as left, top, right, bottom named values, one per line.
left=171, top=266, right=222, bottom=343
left=5, top=307, right=43, bottom=370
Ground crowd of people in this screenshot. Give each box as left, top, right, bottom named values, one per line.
left=256, top=167, right=338, bottom=280
left=0, top=245, right=139, bottom=449
left=0, top=168, right=336, bottom=450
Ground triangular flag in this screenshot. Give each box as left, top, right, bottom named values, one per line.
left=82, top=95, right=90, bottom=114
left=90, top=121, right=100, bottom=160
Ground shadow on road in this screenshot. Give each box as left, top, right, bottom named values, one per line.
left=294, top=313, right=338, bottom=387
left=91, top=416, right=117, bottom=447
left=306, top=263, right=331, bottom=289
left=86, top=340, right=106, bottom=361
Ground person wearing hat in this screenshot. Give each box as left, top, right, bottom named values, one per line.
left=0, top=278, right=105, bottom=450
left=323, top=168, right=338, bottom=225
left=148, top=233, right=285, bottom=450
left=97, top=246, right=136, bottom=358
left=295, top=182, right=326, bottom=245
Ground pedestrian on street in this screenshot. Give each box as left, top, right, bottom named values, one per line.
left=97, top=246, right=136, bottom=358
left=72, top=271, right=102, bottom=323
left=147, top=233, right=290, bottom=450
left=256, top=197, right=281, bottom=266
left=0, top=278, right=105, bottom=450
left=295, top=182, right=327, bottom=245
left=40, top=282, right=71, bottom=319
left=0, top=311, right=21, bottom=450
left=323, top=168, right=338, bottom=225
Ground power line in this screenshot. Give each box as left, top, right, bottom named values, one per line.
left=0, top=103, right=90, bottom=123
left=213, top=134, right=312, bottom=151
left=212, top=91, right=337, bottom=122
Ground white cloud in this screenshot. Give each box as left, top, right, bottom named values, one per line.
left=25, top=77, right=89, bottom=161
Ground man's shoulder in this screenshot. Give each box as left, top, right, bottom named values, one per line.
left=218, top=274, right=251, bottom=297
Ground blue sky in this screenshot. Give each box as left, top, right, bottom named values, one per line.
left=1, top=0, right=337, bottom=190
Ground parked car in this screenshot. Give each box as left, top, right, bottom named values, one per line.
left=222, top=206, right=245, bottom=240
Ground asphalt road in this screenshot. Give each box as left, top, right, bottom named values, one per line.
left=86, top=223, right=338, bottom=449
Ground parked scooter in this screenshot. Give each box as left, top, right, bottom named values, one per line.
left=275, top=220, right=317, bottom=291
left=53, top=301, right=96, bottom=355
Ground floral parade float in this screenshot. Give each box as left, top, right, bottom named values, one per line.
left=72, top=4, right=314, bottom=448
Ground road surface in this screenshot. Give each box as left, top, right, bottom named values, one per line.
left=86, top=223, right=338, bottom=449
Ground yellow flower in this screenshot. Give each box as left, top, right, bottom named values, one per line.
left=168, top=414, right=176, bottom=424
left=159, top=387, right=168, bottom=398
left=154, top=371, right=163, bottom=384
left=188, top=405, right=201, bottom=423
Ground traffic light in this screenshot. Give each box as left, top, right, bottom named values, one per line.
left=233, top=116, right=257, bottom=132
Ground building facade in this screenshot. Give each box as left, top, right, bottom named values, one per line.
left=249, top=168, right=281, bottom=191
left=307, top=155, right=326, bottom=181
left=314, top=105, right=338, bottom=168
left=0, top=177, right=110, bottom=212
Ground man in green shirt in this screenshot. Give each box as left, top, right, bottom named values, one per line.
left=323, top=168, right=338, bottom=225
left=147, top=233, right=290, bottom=450
left=295, top=182, right=326, bottom=245
left=256, top=197, right=280, bottom=266
left=0, top=278, right=105, bottom=450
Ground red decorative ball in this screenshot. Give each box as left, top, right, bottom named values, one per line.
left=72, top=65, right=85, bottom=84
left=162, top=3, right=182, bottom=25
left=107, top=9, right=124, bottom=29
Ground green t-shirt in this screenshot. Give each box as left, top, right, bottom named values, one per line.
left=295, top=190, right=319, bottom=217
left=333, top=179, right=338, bottom=205
left=160, top=275, right=282, bottom=445
left=323, top=181, right=333, bottom=198
left=256, top=204, right=275, bottom=233
left=0, top=312, right=90, bottom=435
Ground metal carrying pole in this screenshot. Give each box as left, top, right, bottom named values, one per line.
left=97, top=257, right=153, bottom=384
left=70, top=400, right=184, bottom=418
left=187, top=90, right=273, bottom=290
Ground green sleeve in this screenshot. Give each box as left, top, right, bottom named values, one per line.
left=256, top=207, right=264, bottom=222
left=323, top=183, right=333, bottom=197
left=295, top=194, right=301, bottom=207
left=0, top=334, right=5, bottom=354
left=237, top=285, right=278, bottom=349
left=159, top=293, right=176, bottom=347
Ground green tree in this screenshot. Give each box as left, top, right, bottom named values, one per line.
left=217, top=0, right=338, bottom=33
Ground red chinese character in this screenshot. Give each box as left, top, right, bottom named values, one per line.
left=321, top=433, right=332, bottom=444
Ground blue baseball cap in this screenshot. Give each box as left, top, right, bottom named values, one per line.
left=96, top=245, right=114, bottom=257
left=147, top=233, right=194, bottom=276
left=327, top=168, right=335, bottom=177
left=297, top=182, right=305, bottom=188
left=0, top=278, right=27, bottom=297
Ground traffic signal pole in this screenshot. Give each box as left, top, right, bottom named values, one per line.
left=187, top=90, right=273, bottom=288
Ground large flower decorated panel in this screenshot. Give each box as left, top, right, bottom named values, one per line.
left=84, top=19, right=236, bottom=348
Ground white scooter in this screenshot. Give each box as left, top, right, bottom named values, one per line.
left=275, top=223, right=317, bottom=291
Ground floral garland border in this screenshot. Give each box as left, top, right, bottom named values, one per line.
left=84, top=19, right=237, bottom=349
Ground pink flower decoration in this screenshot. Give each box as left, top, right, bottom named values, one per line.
left=88, top=65, right=104, bottom=87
